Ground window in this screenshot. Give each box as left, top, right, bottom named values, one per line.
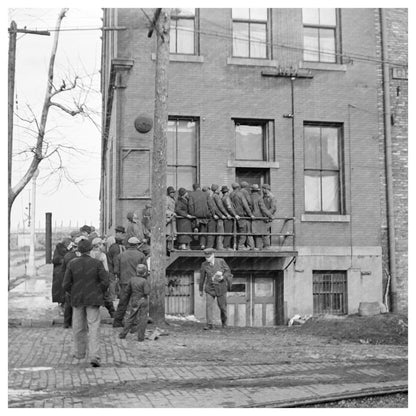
left=313, top=271, right=347, bottom=315
left=304, top=124, right=343, bottom=213
left=302, top=8, right=337, bottom=63
left=120, top=148, right=150, bottom=198
left=167, top=118, right=198, bottom=189
left=232, top=8, right=268, bottom=58
left=235, top=120, right=273, bottom=161
left=170, top=8, right=197, bottom=55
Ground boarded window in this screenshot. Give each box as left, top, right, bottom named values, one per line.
left=120, top=148, right=150, bottom=198
left=313, top=271, right=347, bottom=315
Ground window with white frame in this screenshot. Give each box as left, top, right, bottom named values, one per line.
left=167, top=118, right=198, bottom=189
left=170, top=8, right=197, bottom=55
left=232, top=8, right=268, bottom=59
left=302, top=8, right=338, bottom=63
left=304, top=124, right=343, bottom=213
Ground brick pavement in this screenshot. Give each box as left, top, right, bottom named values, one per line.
left=8, top=265, right=408, bottom=408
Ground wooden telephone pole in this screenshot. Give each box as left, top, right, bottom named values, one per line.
left=148, top=9, right=171, bottom=322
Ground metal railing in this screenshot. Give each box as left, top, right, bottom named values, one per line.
left=170, top=216, right=295, bottom=251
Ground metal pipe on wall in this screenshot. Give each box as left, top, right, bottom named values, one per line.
left=380, top=8, right=398, bottom=313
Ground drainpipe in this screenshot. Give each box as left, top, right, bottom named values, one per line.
left=290, top=77, right=296, bottom=250
left=380, top=8, right=398, bottom=313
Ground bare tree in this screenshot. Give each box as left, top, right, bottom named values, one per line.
left=8, top=8, right=98, bottom=286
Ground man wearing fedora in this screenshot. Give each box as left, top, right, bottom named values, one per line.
left=62, top=239, right=109, bottom=367
left=199, top=248, right=233, bottom=330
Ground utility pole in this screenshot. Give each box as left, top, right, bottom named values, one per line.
left=8, top=21, right=50, bottom=289
left=148, top=8, right=171, bottom=322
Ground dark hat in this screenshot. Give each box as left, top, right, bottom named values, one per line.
left=136, top=264, right=148, bottom=277
left=167, top=186, right=175, bottom=195
left=80, top=225, right=92, bottom=234
left=231, top=182, right=240, bottom=190
left=262, top=183, right=271, bottom=191
left=115, top=225, right=125, bottom=233
left=211, top=184, right=219, bottom=191
left=128, top=236, right=141, bottom=245
left=204, top=247, right=215, bottom=256
left=178, top=187, right=187, bottom=197
left=251, top=184, right=260, bottom=192
left=77, top=239, right=92, bottom=253
left=192, top=183, right=200, bottom=191
left=221, top=185, right=229, bottom=193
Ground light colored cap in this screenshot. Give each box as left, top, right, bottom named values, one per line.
left=128, top=236, right=141, bottom=245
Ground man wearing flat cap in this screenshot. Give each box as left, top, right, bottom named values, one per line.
left=118, top=264, right=150, bottom=341
left=262, top=184, right=277, bottom=249
left=106, top=226, right=126, bottom=303
left=63, top=239, right=109, bottom=368
left=113, top=236, right=147, bottom=327
left=199, top=248, right=233, bottom=330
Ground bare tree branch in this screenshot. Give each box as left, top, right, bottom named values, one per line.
left=49, top=101, right=84, bottom=116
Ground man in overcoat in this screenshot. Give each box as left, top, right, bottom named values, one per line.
left=113, top=236, right=147, bottom=327
left=118, top=264, right=150, bottom=341
left=62, top=239, right=109, bottom=367
left=199, top=248, right=233, bottom=330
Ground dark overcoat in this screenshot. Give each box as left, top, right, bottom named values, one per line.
left=199, top=257, right=233, bottom=297
left=52, top=242, right=68, bottom=303
left=62, top=254, right=109, bottom=307
left=175, top=196, right=193, bottom=244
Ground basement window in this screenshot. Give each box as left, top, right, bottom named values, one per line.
left=313, top=271, right=347, bottom=315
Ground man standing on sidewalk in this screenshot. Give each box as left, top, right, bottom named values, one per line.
left=118, top=264, right=150, bottom=342
left=62, top=239, right=109, bottom=368
left=199, top=248, right=233, bottom=330
left=113, top=237, right=147, bottom=327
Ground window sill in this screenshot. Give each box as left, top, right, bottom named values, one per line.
left=227, top=160, right=279, bottom=169
left=227, top=57, right=279, bottom=67
left=299, top=61, right=347, bottom=72
left=151, top=53, right=204, bottom=63
left=301, top=214, right=350, bottom=222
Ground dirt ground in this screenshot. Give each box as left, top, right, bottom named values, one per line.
left=295, top=313, right=408, bottom=345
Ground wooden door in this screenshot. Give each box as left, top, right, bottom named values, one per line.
left=226, top=276, right=250, bottom=326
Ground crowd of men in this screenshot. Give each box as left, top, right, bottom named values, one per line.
left=50, top=181, right=276, bottom=366
left=52, top=222, right=151, bottom=368
left=170, top=182, right=277, bottom=251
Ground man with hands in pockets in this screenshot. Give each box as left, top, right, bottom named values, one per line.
left=199, top=248, right=233, bottom=330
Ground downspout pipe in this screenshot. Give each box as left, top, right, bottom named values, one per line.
left=290, top=77, right=296, bottom=250
left=380, top=8, right=398, bottom=313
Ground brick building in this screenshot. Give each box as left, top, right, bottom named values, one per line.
left=100, top=8, right=407, bottom=325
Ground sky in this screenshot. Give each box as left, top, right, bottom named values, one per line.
left=7, top=7, right=102, bottom=231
